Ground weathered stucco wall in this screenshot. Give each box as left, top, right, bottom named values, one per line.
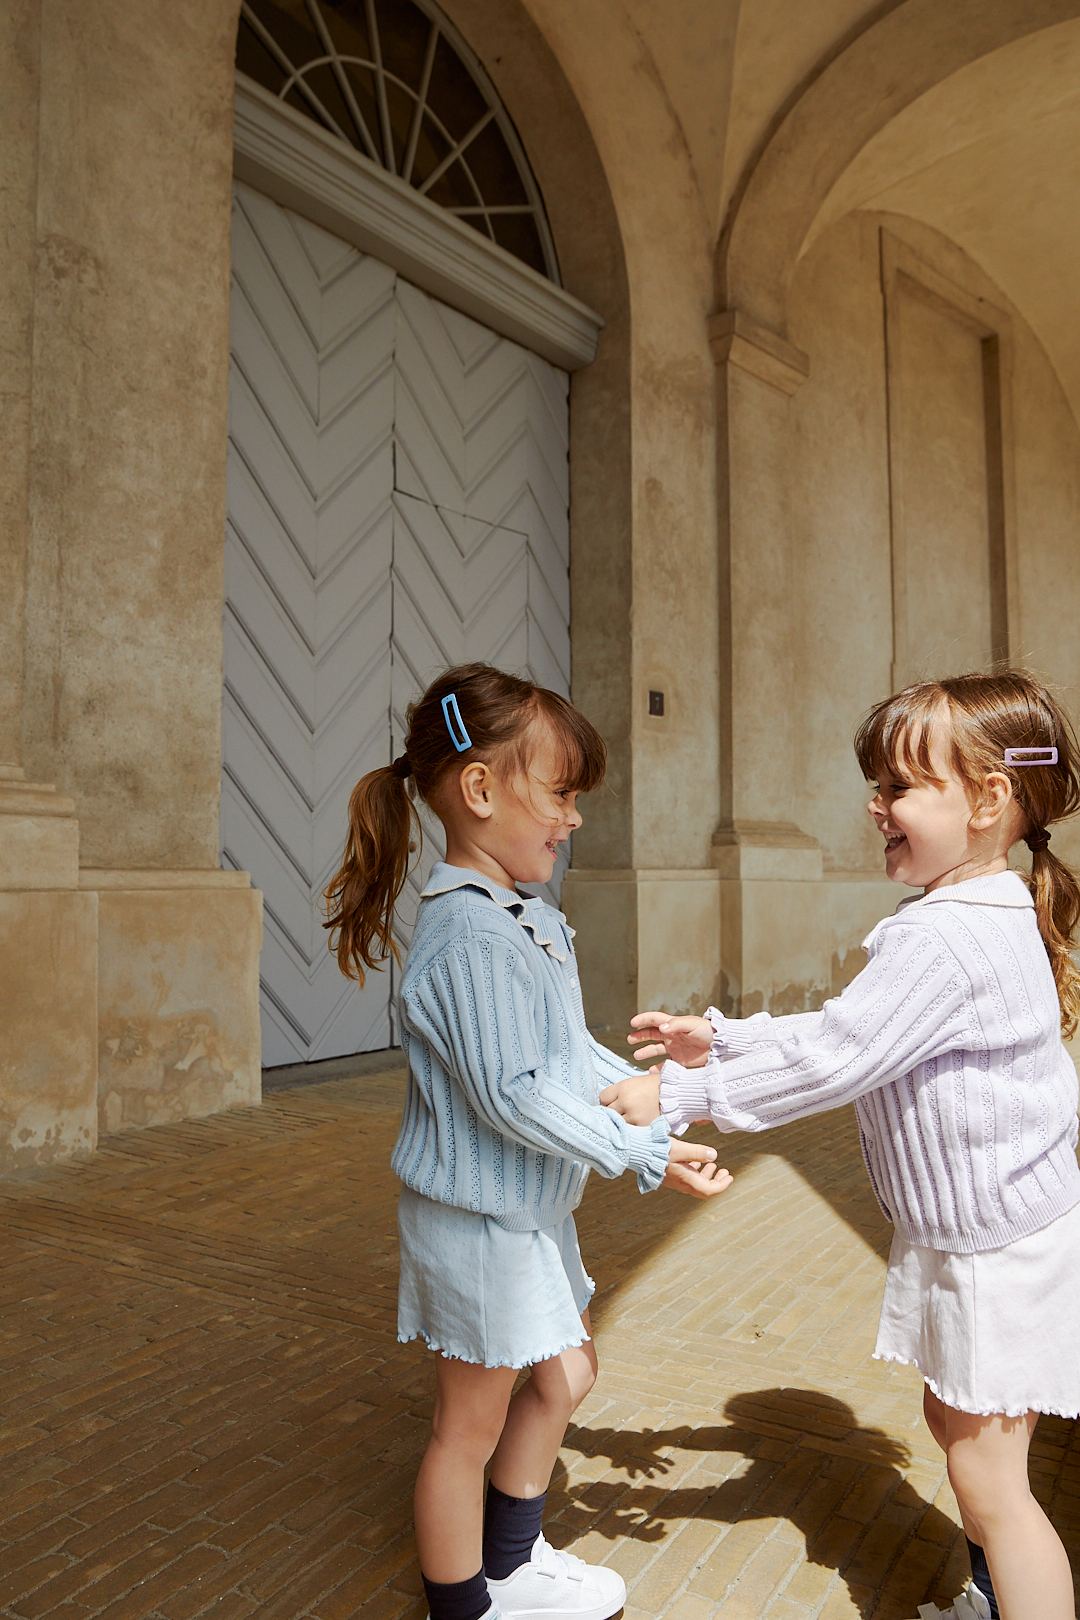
left=20, top=0, right=241, bottom=869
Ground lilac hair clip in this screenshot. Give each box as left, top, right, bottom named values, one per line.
left=441, top=692, right=473, bottom=753
left=1004, top=746, right=1058, bottom=767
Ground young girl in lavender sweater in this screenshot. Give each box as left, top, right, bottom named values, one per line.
left=604, top=670, right=1080, bottom=1620
left=325, top=662, right=728, bottom=1620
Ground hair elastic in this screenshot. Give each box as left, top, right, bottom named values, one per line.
left=1004, top=746, right=1058, bottom=767
left=1026, top=828, right=1052, bottom=853
left=391, top=754, right=412, bottom=779
left=441, top=692, right=473, bottom=753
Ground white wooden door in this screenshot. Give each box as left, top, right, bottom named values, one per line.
left=223, top=184, right=571, bottom=1067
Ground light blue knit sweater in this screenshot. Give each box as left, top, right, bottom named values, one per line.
left=392, top=863, right=672, bottom=1230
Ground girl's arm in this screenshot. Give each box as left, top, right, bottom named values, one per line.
left=660, top=921, right=975, bottom=1135
left=405, top=930, right=675, bottom=1191
left=585, top=1032, right=640, bottom=1088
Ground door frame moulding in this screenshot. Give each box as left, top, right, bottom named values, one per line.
left=880, top=229, right=1019, bottom=689
left=233, top=77, right=603, bottom=372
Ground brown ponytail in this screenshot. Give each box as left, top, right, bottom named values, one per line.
left=856, top=669, right=1080, bottom=1036
left=324, top=662, right=606, bottom=984
left=324, top=763, right=418, bottom=985
left=1028, top=845, right=1080, bottom=1038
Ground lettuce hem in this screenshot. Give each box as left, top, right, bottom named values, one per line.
left=398, top=1323, right=592, bottom=1371
left=873, top=1350, right=1080, bottom=1420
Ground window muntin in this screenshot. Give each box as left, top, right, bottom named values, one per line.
left=237, top=0, right=557, bottom=280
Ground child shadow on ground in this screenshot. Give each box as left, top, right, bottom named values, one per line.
left=548, top=1388, right=974, bottom=1616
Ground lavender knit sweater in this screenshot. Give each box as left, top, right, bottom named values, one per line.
left=660, top=871, right=1080, bottom=1253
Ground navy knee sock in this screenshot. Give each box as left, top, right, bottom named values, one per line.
left=966, top=1537, right=1000, bottom=1619
left=483, top=1483, right=547, bottom=1579
left=422, top=1568, right=491, bottom=1620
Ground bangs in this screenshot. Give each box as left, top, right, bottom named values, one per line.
left=854, top=685, right=948, bottom=785
left=525, top=691, right=607, bottom=793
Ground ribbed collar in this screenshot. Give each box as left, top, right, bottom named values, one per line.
left=420, top=861, right=573, bottom=961
left=895, top=867, right=1034, bottom=916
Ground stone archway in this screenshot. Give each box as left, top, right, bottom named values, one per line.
left=718, top=0, right=1080, bottom=335
left=707, top=0, right=1080, bottom=1017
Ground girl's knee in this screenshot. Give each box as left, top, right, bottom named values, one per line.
left=565, top=1336, right=599, bottom=1410
left=431, top=1404, right=506, bottom=1464
left=530, top=1339, right=598, bottom=1417
left=569, top=1347, right=598, bottom=1410
left=946, top=1447, right=1031, bottom=1530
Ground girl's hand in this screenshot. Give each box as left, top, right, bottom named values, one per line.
left=663, top=1139, right=733, bottom=1199
left=600, top=1069, right=661, bottom=1124
left=628, top=1011, right=713, bottom=1067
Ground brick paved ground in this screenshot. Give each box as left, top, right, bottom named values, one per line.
left=2, top=1067, right=1079, bottom=1619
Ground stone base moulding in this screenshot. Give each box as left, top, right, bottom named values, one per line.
left=1, top=768, right=97, bottom=1171
left=0, top=887, right=98, bottom=1172
left=81, top=870, right=263, bottom=1138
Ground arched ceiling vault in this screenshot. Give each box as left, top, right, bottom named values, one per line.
left=718, top=0, right=1080, bottom=335
left=802, top=18, right=1080, bottom=425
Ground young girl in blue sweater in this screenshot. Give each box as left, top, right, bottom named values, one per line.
left=326, top=662, right=728, bottom=1620
left=605, top=670, right=1080, bottom=1620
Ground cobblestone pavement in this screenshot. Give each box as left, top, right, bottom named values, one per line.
left=3, top=1068, right=1079, bottom=1619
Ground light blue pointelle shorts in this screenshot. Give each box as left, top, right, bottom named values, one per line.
left=397, top=1187, right=596, bottom=1369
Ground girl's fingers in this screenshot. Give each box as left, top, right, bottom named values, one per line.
left=668, top=1138, right=717, bottom=1164
left=632, top=1042, right=666, bottom=1063
left=630, top=1011, right=668, bottom=1029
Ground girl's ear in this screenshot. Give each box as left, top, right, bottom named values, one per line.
left=970, top=769, right=1014, bottom=830
left=457, top=761, right=495, bottom=820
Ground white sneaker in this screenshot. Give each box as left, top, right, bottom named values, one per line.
left=424, top=1607, right=501, bottom=1620
left=486, top=1534, right=626, bottom=1620
left=917, top=1581, right=992, bottom=1620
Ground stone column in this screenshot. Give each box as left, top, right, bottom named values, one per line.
left=2, top=0, right=261, bottom=1169
left=710, top=310, right=832, bottom=1016
left=0, top=1, right=98, bottom=1171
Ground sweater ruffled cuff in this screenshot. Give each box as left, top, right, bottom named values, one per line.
left=705, top=1005, right=772, bottom=1056
left=626, top=1114, right=673, bottom=1194
left=661, top=1056, right=766, bottom=1135
left=659, top=1058, right=712, bottom=1134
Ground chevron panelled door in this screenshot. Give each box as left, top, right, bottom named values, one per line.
left=223, top=185, right=570, bottom=1066
left=391, top=283, right=572, bottom=995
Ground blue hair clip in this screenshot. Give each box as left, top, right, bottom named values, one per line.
left=441, top=692, right=473, bottom=753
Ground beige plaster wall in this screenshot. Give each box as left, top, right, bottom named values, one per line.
left=788, top=209, right=1080, bottom=888
left=20, top=0, right=241, bottom=870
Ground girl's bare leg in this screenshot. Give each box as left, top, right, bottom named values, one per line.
left=923, top=1387, right=981, bottom=1544
left=944, top=1404, right=1074, bottom=1620
left=414, top=1357, right=517, bottom=1582
left=489, top=1309, right=599, bottom=1499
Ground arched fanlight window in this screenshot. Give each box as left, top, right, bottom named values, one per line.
left=237, top=0, right=558, bottom=281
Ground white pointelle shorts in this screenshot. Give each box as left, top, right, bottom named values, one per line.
left=396, top=1187, right=596, bottom=1369
left=874, top=1199, right=1080, bottom=1418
